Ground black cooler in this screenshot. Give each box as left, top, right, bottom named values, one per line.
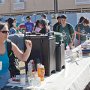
left=55, top=42, right=65, bottom=71
left=24, top=34, right=56, bottom=76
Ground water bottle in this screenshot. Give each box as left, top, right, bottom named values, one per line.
left=66, top=44, right=71, bottom=57
left=66, top=44, right=74, bottom=61
left=27, top=60, right=36, bottom=85
left=28, top=60, right=35, bottom=77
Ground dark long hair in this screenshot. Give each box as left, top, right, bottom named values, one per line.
left=78, top=16, right=85, bottom=24
left=0, top=22, right=5, bottom=31
left=7, top=18, right=14, bottom=30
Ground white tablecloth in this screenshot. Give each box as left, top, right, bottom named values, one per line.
left=7, top=57, right=90, bottom=90
left=39, top=57, right=90, bottom=90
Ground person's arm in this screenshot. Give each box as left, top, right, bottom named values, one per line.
left=71, top=32, right=75, bottom=44
left=69, top=32, right=75, bottom=48
left=75, top=31, right=81, bottom=35
left=75, top=25, right=83, bottom=35
left=68, top=25, right=75, bottom=47
left=77, top=27, right=80, bottom=45
left=75, top=26, right=81, bottom=45
left=12, top=40, right=32, bottom=62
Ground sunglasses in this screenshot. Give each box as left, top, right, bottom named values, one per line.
left=0, top=31, right=9, bottom=34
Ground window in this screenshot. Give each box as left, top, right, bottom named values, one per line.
left=13, top=0, right=25, bottom=10
left=0, top=0, right=4, bottom=4
left=75, top=0, right=90, bottom=5
left=16, top=0, right=24, bottom=3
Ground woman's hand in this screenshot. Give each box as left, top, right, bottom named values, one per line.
left=25, top=40, right=32, bottom=50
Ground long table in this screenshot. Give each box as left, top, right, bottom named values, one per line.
left=40, top=57, right=90, bottom=90
left=3, top=56, right=90, bottom=90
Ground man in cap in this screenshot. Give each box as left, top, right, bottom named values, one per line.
left=41, top=14, right=50, bottom=32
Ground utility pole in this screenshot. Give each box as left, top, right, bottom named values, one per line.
left=51, top=0, right=58, bottom=29
left=10, top=0, right=12, bottom=15
left=54, top=0, right=58, bottom=13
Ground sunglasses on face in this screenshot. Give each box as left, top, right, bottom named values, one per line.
left=0, top=31, right=9, bottom=34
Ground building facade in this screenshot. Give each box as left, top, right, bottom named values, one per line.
left=0, top=0, right=90, bottom=15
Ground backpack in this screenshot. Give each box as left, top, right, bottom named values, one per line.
left=6, top=40, right=20, bottom=77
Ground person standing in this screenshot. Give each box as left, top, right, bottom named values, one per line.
left=41, top=14, right=49, bottom=26
left=55, top=15, right=75, bottom=49
left=53, top=16, right=61, bottom=31
left=78, top=16, right=85, bottom=24
left=75, top=18, right=90, bottom=46
left=0, top=22, right=32, bottom=89
left=7, top=18, right=17, bottom=35
left=25, top=16, right=34, bottom=32
left=39, top=20, right=47, bottom=34
left=41, top=14, right=50, bottom=32
left=34, top=20, right=41, bottom=33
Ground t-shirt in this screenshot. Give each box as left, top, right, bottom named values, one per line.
left=25, top=22, right=34, bottom=32
left=55, top=23, right=74, bottom=47
left=35, top=27, right=41, bottom=33
left=53, top=22, right=60, bottom=31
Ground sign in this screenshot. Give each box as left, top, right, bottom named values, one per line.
left=13, top=2, right=25, bottom=10
left=75, top=0, right=90, bottom=5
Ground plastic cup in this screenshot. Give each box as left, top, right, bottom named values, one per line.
left=37, top=65, right=45, bottom=81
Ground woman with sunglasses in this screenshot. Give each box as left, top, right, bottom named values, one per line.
left=0, top=22, right=32, bottom=89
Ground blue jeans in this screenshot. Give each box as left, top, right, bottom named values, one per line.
left=0, top=71, right=10, bottom=89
